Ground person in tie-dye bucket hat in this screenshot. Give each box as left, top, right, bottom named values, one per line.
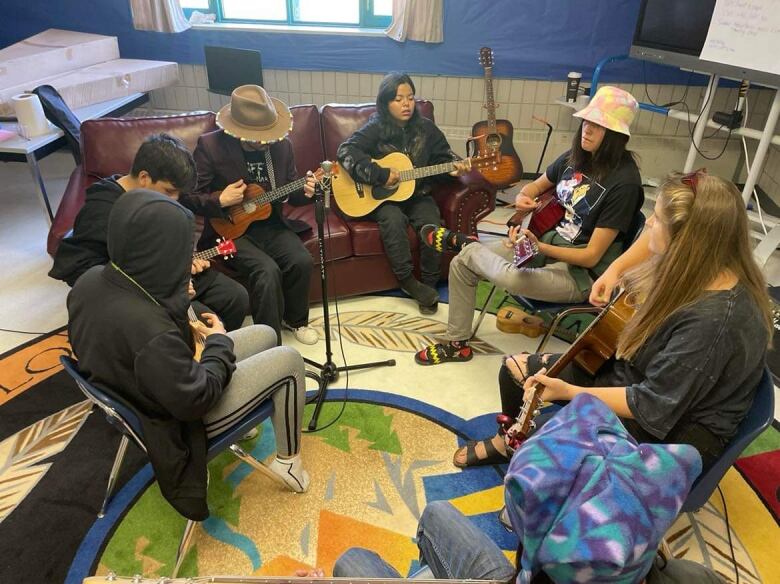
left=332, top=394, right=724, bottom=583
left=573, top=85, right=638, bottom=136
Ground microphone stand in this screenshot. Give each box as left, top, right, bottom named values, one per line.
left=304, top=163, right=396, bottom=431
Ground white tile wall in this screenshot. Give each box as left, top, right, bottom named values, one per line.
left=151, top=64, right=778, bottom=199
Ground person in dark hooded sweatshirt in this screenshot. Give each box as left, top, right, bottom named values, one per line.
left=67, top=190, right=310, bottom=521
left=50, top=133, right=250, bottom=332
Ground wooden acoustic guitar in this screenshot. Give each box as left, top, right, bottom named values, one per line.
left=470, top=47, right=523, bottom=189
left=210, top=170, right=323, bottom=240
left=331, top=151, right=496, bottom=218
left=498, top=289, right=636, bottom=453
left=84, top=575, right=503, bottom=584
left=188, top=238, right=237, bottom=361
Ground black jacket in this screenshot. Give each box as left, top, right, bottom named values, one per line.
left=336, top=113, right=457, bottom=195
left=49, top=176, right=124, bottom=286
left=67, top=190, right=236, bottom=520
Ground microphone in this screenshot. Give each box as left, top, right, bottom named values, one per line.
left=320, top=160, right=333, bottom=210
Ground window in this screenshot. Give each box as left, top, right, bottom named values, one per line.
left=180, top=0, right=392, bottom=29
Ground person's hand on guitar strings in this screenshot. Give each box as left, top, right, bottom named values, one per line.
left=191, top=312, right=226, bottom=337
left=523, top=367, right=571, bottom=402
left=219, top=178, right=246, bottom=207
left=304, top=167, right=327, bottom=199
left=294, top=568, right=325, bottom=578
left=514, top=192, right=539, bottom=213
left=385, top=168, right=401, bottom=186
left=590, top=269, right=621, bottom=307
left=191, top=257, right=210, bottom=275
left=449, top=158, right=472, bottom=176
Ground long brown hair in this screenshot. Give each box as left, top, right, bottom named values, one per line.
left=617, top=172, right=772, bottom=360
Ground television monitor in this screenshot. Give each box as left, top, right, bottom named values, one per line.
left=204, top=46, right=264, bottom=96
left=629, top=0, right=779, bottom=87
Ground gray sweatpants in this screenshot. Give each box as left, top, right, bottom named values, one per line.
left=445, top=239, right=589, bottom=341
left=203, top=324, right=305, bottom=457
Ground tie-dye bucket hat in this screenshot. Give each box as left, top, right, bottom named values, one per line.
left=573, top=85, right=638, bottom=136
left=504, top=393, right=701, bottom=584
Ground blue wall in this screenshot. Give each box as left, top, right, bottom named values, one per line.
left=4, top=0, right=699, bottom=83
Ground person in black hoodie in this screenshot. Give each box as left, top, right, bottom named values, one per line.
left=67, top=190, right=310, bottom=521
left=337, top=72, right=470, bottom=314
left=50, top=133, right=250, bottom=331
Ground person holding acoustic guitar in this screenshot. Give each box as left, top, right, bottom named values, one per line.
left=49, top=133, right=250, bottom=332
left=336, top=72, right=471, bottom=315
left=451, top=171, right=771, bottom=470
left=180, top=85, right=318, bottom=345
left=415, top=86, right=644, bottom=365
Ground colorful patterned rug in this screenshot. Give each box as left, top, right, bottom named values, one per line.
left=1, top=295, right=779, bottom=583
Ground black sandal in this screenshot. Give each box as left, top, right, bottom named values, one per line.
left=453, top=438, right=511, bottom=469
left=420, top=224, right=477, bottom=253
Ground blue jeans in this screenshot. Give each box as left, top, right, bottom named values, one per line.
left=333, top=501, right=515, bottom=581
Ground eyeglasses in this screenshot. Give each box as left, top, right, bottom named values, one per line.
left=681, top=168, right=706, bottom=195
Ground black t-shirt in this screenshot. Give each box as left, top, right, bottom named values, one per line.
left=545, top=151, right=643, bottom=245
left=602, top=285, right=768, bottom=441
left=243, top=148, right=282, bottom=225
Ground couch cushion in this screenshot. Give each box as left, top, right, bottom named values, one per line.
left=81, top=112, right=217, bottom=178
left=288, top=104, right=324, bottom=175
left=320, top=99, right=434, bottom=161
left=283, top=203, right=353, bottom=264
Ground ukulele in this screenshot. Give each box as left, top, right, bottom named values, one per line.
left=210, top=170, right=324, bottom=240
left=331, top=151, right=496, bottom=218
left=188, top=238, right=237, bottom=361
left=498, top=289, right=636, bottom=453
left=470, top=47, right=523, bottom=189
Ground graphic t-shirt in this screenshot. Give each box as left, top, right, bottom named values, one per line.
left=242, top=147, right=282, bottom=225
left=545, top=151, right=643, bottom=245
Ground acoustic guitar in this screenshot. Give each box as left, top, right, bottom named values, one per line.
left=84, top=575, right=503, bottom=584
left=498, top=289, right=636, bottom=453
left=331, top=151, right=496, bottom=218
left=189, top=238, right=237, bottom=361
left=470, top=47, right=523, bottom=189
left=506, top=189, right=565, bottom=237
left=210, top=170, right=323, bottom=240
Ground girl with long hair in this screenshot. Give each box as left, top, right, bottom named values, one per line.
left=415, top=86, right=644, bottom=366
left=452, top=171, right=771, bottom=469
left=337, top=72, right=470, bottom=314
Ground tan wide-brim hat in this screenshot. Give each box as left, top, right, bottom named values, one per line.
left=216, top=84, right=293, bottom=144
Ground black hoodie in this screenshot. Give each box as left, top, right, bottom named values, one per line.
left=67, top=190, right=236, bottom=520
left=49, top=176, right=125, bottom=286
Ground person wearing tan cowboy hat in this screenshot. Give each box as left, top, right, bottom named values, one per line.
left=415, top=85, right=644, bottom=369
left=179, top=85, right=319, bottom=346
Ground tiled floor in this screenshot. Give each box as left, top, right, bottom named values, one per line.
left=1, top=147, right=778, bottom=420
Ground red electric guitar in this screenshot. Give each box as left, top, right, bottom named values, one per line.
left=506, top=188, right=565, bottom=237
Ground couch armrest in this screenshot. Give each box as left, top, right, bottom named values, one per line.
left=432, top=170, right=497, bottom=234
left=47, top=166, right=88, bottom=256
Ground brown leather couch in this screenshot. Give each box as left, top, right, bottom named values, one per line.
left=47, top=101, right=497, bottom=301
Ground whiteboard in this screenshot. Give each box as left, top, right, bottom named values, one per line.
left=699, top=0, right=780, bottom=77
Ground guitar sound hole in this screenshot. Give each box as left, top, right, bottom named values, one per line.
left=486, top=133, right=502, bottom=150
left=243, top=201, right=257, bottom=213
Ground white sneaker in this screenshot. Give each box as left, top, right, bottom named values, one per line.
left=288, top=324, right=318, bottom=345
left=268, top=454, right=310, bottom=493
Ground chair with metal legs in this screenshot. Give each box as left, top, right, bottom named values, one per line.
left=60, top=356, right=287, bottom=577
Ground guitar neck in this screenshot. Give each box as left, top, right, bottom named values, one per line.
left=483, top=66, right=497, bottom=131
left=247, top=176, right=307, bottom=208
left=398, top=160, right=458, bottom=183
left=515, top=291, right=625, bottom=435
left=193, top=246, right=219, bottom=261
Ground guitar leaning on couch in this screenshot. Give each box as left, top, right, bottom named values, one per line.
left=331, top=150, right=497, bottom=218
